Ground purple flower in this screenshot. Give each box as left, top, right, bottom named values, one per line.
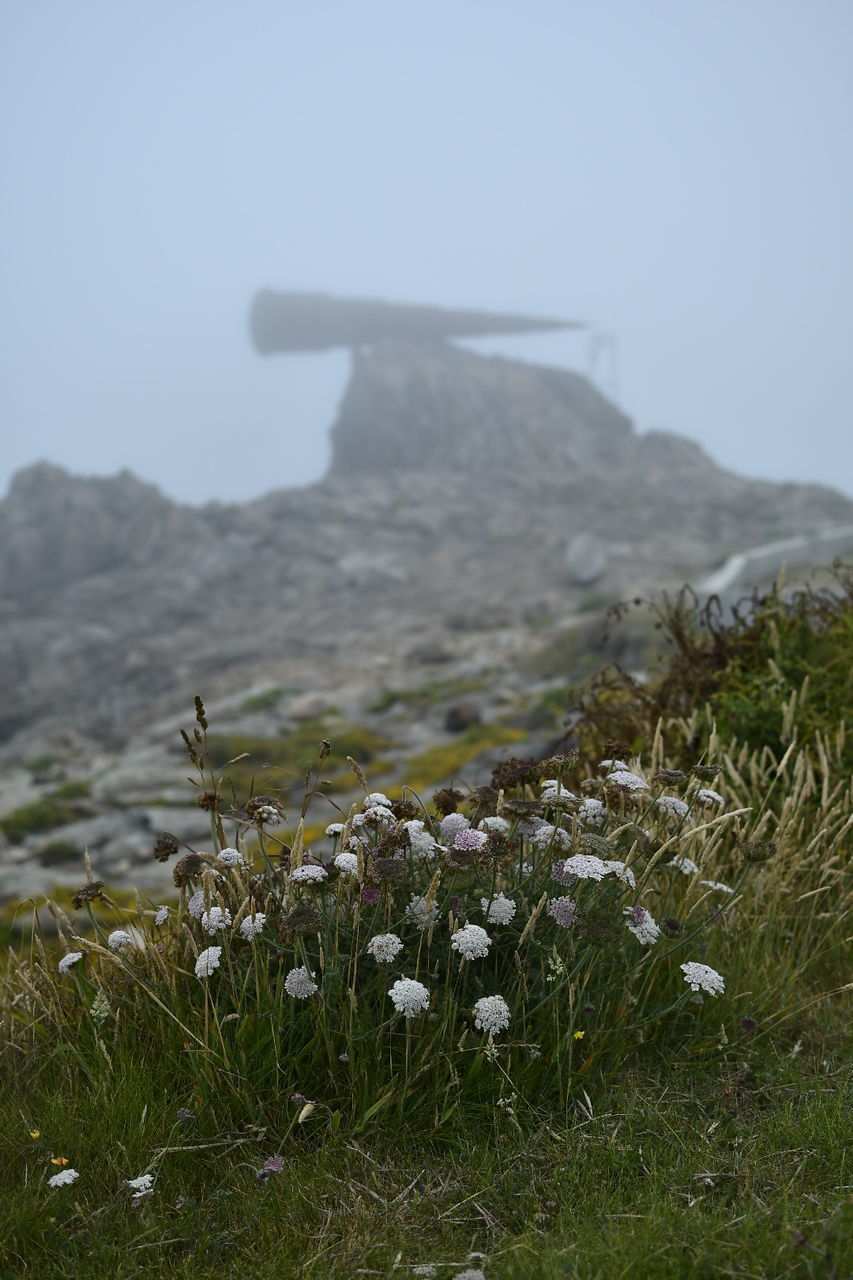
left=361, top=886, right=381, bottom=905
left=548, top=896, right=578, bottom=928
left=450, top=894, right=463, bottom=915
left=257, top=1154, right=285, bottom=1181
left=453, top=828, right=488, bottom=852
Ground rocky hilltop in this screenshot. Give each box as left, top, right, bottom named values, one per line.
left=2, top=341, right=852, bottom=754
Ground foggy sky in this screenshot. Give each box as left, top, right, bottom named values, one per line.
left=2, top=1, right=852, bottom=505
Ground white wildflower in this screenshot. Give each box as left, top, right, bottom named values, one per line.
left=366, top=932, right=404, bottom=963
left=439, top=812, right=470, bottom=843
left=451, top=923, right=492, bottom=960
left=623, top=906, right=661, bottom=945
left=195, top=946, right=222, bottom=979
left=473, top=994, right=511, bottom=1035
left=333, top=851, right=359, bottom=876
left=364, top=792, right=392, bottom=809
left=200, top=905, right=232, bottom=935
left=187, top=889, right=206, bottom=919
left=218, top=847, right=250, bottom=870
left=670, top=855, right=699, bottom=876
left=404, top=820, right=439, bottom=860
left=700, top=879, right=734, bottom=894
left=454, top=1270, right=487, bottom=1280
left=58, top=951, right=83, bottom=975
left=325, top=821, right=344, bottom=838
left=153, top=906, right=170, bottom=926
left=290, top=864, right=328, bottom=884
left=480, top=892, right=517, bottom=925
left=284, top=965, right=318, bottom=999
left=239, top=913, right=266, bottom=940
left=532, top=823, right=571, bottom=851
left=541, top=779, right=577, bottom=801
left=360, top=805, right=396, bottom=829
left=48, top=1168, right=79, bottom=1188
left=517, top=815, right=549, bottom=839
left=405, top=893, right=439, bottom=931
left=107, top=929, right=132, bottom=952
left=604, top=859, right=636, bottom=888
left=478, top=815, right=510, bottom=835
left=125, top=1173, right=155, bottom=1194
left=577, top=797, right=606, bottom=828
left=656, top=795, right=690, bottom=819
left=559, top=854, right=609, bottom=881
left=680, top=961, right=725, bottom=996
left=697, top=788, right=724, bottom=805
left=412, top=1268, right=438, bottom=1279
left=606, top=769, right=648, bottom=791
left=599, top=757, right=628, bottom=770
left=388, top=977, right=430, bottom=1018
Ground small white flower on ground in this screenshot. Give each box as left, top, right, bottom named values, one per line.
left=107, top=930, right=132, bottom=952
left=558, top=854, right=609, bottom=881
left=334, top=851, right=359, bottom=876
left=364, top=792, right=392, bottom=809
left=290, top=864, right=328, bottom=884
left=623, top=906, right=661, bottom=945
left=480, top=892, right=517, bottom=925
left=366, top=932, right=404, bottom=963
left=680, top=961, right=725, bottom=996
left=48, top=1168, right=79, bottom=1188
left=451, top=923, right=492, bottom=960
left=700, top=879, right=735, bottom=894
left=218, top=847, right=250, bottom=870
left=195, top=946, right=223, bottom=979
left=656, top=795, right=690, bottom=819
left=325, top=822, right=344, bottom=837
left=388, top=977, right=430, bottom=1018
left=58, top=952, right=83, bottom=975
left=577, top=797, right=606, bottom=828
left=604, top=860, right=636, bottom=889
left=412, top=1266, right=438, bottom=1277
left=670, top=855, right=699, bottom=876
left=404, top=820, right=439, bottom=860
left=153, top=906, right=169, bottom=926
left=239, top=913, right=266, bottom=940
left=187, top=889, right=206, bottom=919
left=607, top=769, right=648, bottom=791
left=439, top=812, right=470, bottom=843
left=478, top=815, right=510, bottom=835
left=697, top=788, right=724, bottom=805
left=200, top=905, right=232, bottom=935
left=453, top=827, right=488, bottom=852
left=284, top=965, right=318, bottom=999
left=473, top=994, right=511, bottom=1035
left=405, top=893, right=439, bottom=931
left=125, top=1174, right=155, bottom=1194
left=454, top=1270, right=487, bottom=1280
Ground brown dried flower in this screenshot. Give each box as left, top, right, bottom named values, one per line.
left=739, top=840, right=777, bottom=863
left=279, top=903, right=323, bottom=940
left=433, top=788, right=464, bottom=816
left=172, top=853, right=207, bottom=887
left=655, top=769, right=687, bottom=785
left=490, top=757, right=542, bottom=791
left=691, top=763, right=722, bottom=780
left=245, top=795, right=285, bottom=826
left=72, top=880, right=104, bottom=909
left=153, top=831, right=180, bottom=862
left=194, top=791, right=218, bottom=812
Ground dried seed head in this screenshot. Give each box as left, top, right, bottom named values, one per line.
left=172, top=853, right=207, bottom=887
left=573, top=832, right=613, bottom=859
left=194, top=791, right=218, bottom=812
left=433, top=787, right=464, bottom=816
left=691, top=763, right=722, bottom=780
left=390, top=798, right=419, bottom=821
left=490, top=757, right=542, bottom=791
left=245, top=795, right=285, bottom=826
left=539, top=750, right=580, bottom=775
left=71, top=880, right=104, bottom=909
left=372, top=856, right=406, bottom=882
left=604, top=739, right=634, bottom=761
left=739, top=840, right=777, bottom=863
left=279, top=903, right=323, bottom=939
left=655, top=769, right=687, bottom=785
left=153, top=831, right=180, bottom=862
left=660, top=916, right=685, bottom=936
left=194, top=695, right=208, bottom=730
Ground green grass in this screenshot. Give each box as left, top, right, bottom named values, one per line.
left=403, top=723, right=528, bottom=791
left=0, top=782, right=92, bottom=842
left=240, top=687, right=286, bottom=714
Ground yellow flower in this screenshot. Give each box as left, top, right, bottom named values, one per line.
left=50, top=1156, right=69, bottom=1167
left=29, top=1130, right=40, bottom=1139
left=573, top=1030, right=585, bottom=1040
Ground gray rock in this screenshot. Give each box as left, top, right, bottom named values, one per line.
left=566, top=533, right=609, bottom=586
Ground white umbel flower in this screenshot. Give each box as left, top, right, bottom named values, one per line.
left=107, top=930, right=132, bottom=952
left=200, top=905, right=232, bottom=935
left=388, top=977, right=430, bottom=1018
left=218, top=847, right=250, bottom=870
left=404, top=820, right=439, bottom=860
left=473, top=994, right=511, bottom=1035
left=604, top=860, right=636, bottom=888
left=700, top=879, right=734, bottom=894
left=439, top=812, right=470, bottom=843
left=364, top=792, right=393, bottom=809
left=477, top=815, right=510, bottom=835
left=334, top=851, right=359, bottom=876
left=290, top=864, right=328, bottom=884
left=325, top=822, right=344, bottom=837
left=284, top=965, right=318, bottom=999
left=48, top=1168, right=79, bottom=1188
left=577, top=797, right=606, bottom=828
left=623, top=906, right=661, bottom=945
left=187, top=890, right=206, bottom=919
left=195, top=946, right=223, bottom=979
left=599, top=757, right=628, bottom=770
left=58, top=951, right=83, bottom=974
left=480, top=892, right=517, bottom=925
left=541, top=779, right=577, bottom=802
left=656, top=795, right=690, bottom=819
left=125, top=1174, right=155, bottom=1194
left=606, top=769, right=648, bottom=791
left=670, top=855, right=699, bottom=876
left=680, top=961, right=725, bottom=996
left=366, top=932, right=404, bottom=963
left=697, top=788, right=724, bottom=805
left=405, top=893, right=439, bottom=931
left=153, top=906, right=170, bottom=926
left=239, top=913, right=266, bottom=940
left=451, top=923, right=491, bottom=960
left=559, top=854, right=609, bottom=881
left=532, top=823, right=572, bottom=851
